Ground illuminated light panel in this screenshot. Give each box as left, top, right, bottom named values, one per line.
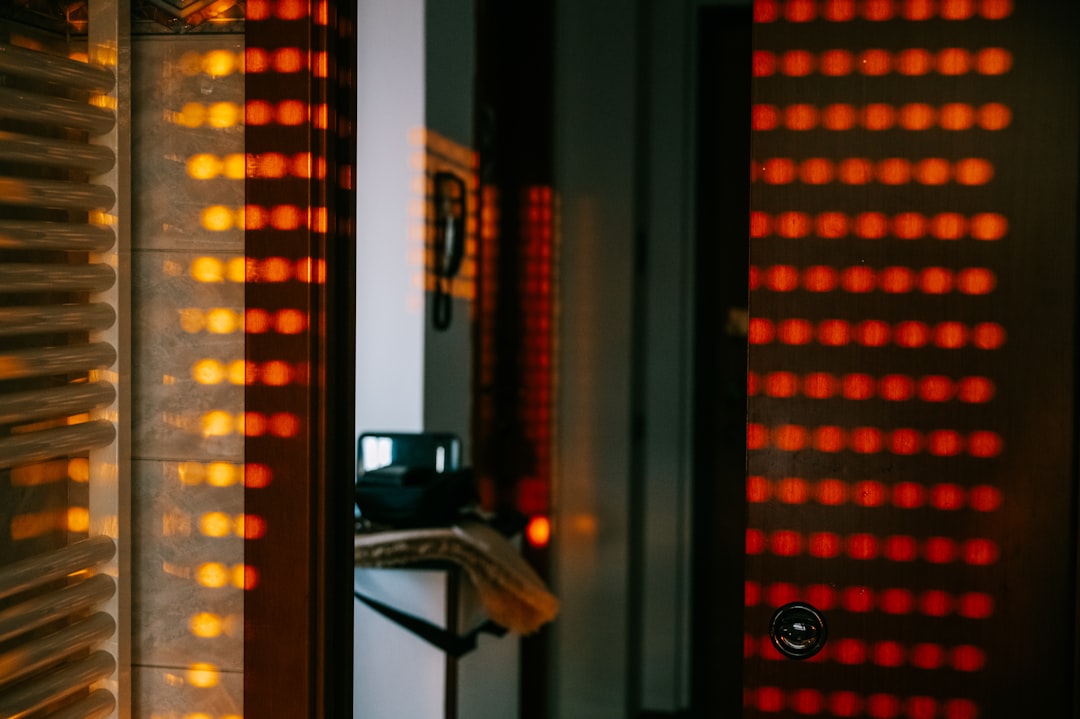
left=753, top=158, right=994, bottom=185
left=750, top=210, right=1007, bottom=240
left=753, top=47, right=1012, bottom=76
left=752, top=265, right=995, bottom=295
left=750, top=426, right=1002, bottom=457
left=747, top=583, right=995, bottom=620
left=748, top=319, right=1005, bottom=349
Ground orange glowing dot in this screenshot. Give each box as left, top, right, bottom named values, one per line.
left=765, top=372, right=798, bottom=397
left=855, top=320, right=890, bottom=347
left=972, top=322, right=1006, bottom=349
left=855, top=212, right=888, bottom=239
left=968, top=431, right=1002, bottom=458
left=312, top=52, right=329, bottom=78
left=884, top=536, right=918, bottom=561
left=247, top=0, right=270, bottom=19
left=752, top=51, right=776, bottom=77
left=747, top=475, right=770, bottom=502
left=774, top=425, right=808, bottom=451
left=242, top=412, right=267, bottom=437
left=261, top=361, right=293, bottom=386
left=919, top=376, right=954, bottom=402
left=841, top=266, right=875, bottom=292
left=745, top=528, right=766, bottom=553
left=776, top=477, right=810, bottom=503
left=809, top=533, right=842, bottom=558
left=814, top=426, right=845, bottom=453
left=890, top=428, right=922, bottom=454
left=245, top=47, right=270, bottom=73
left=895, top=321, right=930, bottom=347
left=880, top=374, right=915, bottom=401
left=261, top=256, right=293, bottom=282
left=880, top=266, right=915, bottom=293
left=803, top=266, right=838, bottom=292
left=270, top=412, right=301, bottom=438
left=931, top=484, right=965, bottom=510
left=863, top=103, right=896, bottom=130
left=957, top=377, right=995, bottom=403
left=747, top=423, right=768, bottom=450
left=816, top=478, right=847, bottom=504
left=957, top=267, right=996, bottom=294
left=940, top=0, right=976, bottom=18
left=862, top=0, right=894, bottom=20
left=525, top=516, right=551, bottom=547
left=919, top=267, right=954, bottom=294
left=937, top=48, right=972, bottom=75
left=858, top=49, right=891, bottom=75
left=781, top=50, right=815, bottom=76
left=243, top=514, right=268, bottom=539
left=818, top=319, right=851, bottom=346
left=847, top=534, right=879, bottom=559
left=955, top=158, right=993, bottom=185
left=748, top=318, right=774, bottom=344
left=771, top=530, right=803, bottom=556
left=747, top=370, right=760, bottom=395
left=762, top=158, right=796, bottom=184
left=784, top=104, right=818, bottom=130
left=914, top=158, right=950, bottom=185
left=749, top=211, right=771, bottom=238
left=258, top=153, right=289, bottom=178
left=803, top=373, right=837, bottom=398
left=246, top=100, right=274, bottom=126
left=778, top=319, right=813, bottom=344
left=902, top=0, right=935, bottom=20
left=751, top=105, right=780, bottom=130
left=899, top=103, right=935, bottom=130
left=939, top=103, right=976, bottom=130
left=271, top=204, right=302, bottom=230
left=754, top=0, right=778, bottom=22
left=276, top=0, right=309, bottom=20
left=785, top=0, right=816, bottom=21
left=816, top=212, right=849, bottom=238
left=851, top=428, right=884, bottom=453
left=245, top=308, right=271, bottom=333
left=842, top=373, right=874, bottom=400
left=819, top=49, right=854, bottom=76
left=275, top=309, right=308, bottom=335
left=245, top=463, right=272, bottom=488
left=799, top=158, right=833, bottom=185
left=764, top=265, right=799, bottom=291
left=822, top=103, right=857, bottom=130
left=892, top=213, right=926, bottom=240
left=895, top=48, right=933, bottom=76
left=958, top=593, right=995, bottom=619
left=976, top=47, right=1012, bottom=75
left=296, top=257, right=327, bottom=283
left=776, top=211, right=811, bottom=237
left=838, top=158, right=873, bottom=184
left=278, top=99, right=308, bottom=126
left=822, top=0, right=856, bottom=21
left=977, top=102, right=1012, bottom=130
left=980, top=0, right=1013, bottom=19
left=272, top=47, right=304, bottom=73
left=934, top=321, right=969, bottom=348
left=970, top=485, right=1003, bottom=511
left=244, top=204, right=269, bottom=230
left=876, top=158, right=910, bottom=185
left=930, top=212, right=967, bottom=240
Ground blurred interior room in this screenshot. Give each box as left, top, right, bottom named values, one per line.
left=0, top=1, right=1077, bottom=718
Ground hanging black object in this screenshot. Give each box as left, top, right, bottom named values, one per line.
left=432, top=171, right=466, bottom=330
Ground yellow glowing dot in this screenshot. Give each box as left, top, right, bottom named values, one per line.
left=177, top=102, right=206, bottom=128
left=206, top=462, right=236, bottom=487
left=67, top=507, right=90, bottom=533
left=196, top=562, right=228, bottom=588
left=201, top=411, right=234, bottom=438
left=178, top=52, right=203, bottom=76
left=205, top=309, right=238, bottom=334
left=199, top=512, right=233, bottom=537
left=186, top=153, right=222, bottom=180
left=203, top=49, right=236, bottom=77
left=201, top=205, right=234, bottom=232
left=226, top=257, right=247, bottom=283
left=190, top=256, right=225, bottom=282
left=222, top=154, right=246, bottom=180
left=231, top=564, right=250, bottom=589
left=179, top=309, right=205, bottom=333
left=178, top=461, right=206, bottom=486
left=68, top=458, right=90, bottom=483
left=207, top=101, right=240, bottom=128
left=186, top=663, right=220, bottom=688
left=192, top=359, right=226, bottom=385
left=189, top=612, right=222, bottom=638
left=228, top=360, right=251, bottom=385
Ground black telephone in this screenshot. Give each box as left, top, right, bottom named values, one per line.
left=432, top=171, right=466, bottom=329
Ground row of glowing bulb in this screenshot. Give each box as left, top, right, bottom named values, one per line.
left=755, top=0, right=1012, bottom=23
left=754, top=46, right=1011, bottom=78
left=749, top=636, right=987, bottom=671
left=753, top=102, right=1010, bottom=132
left=199, top=204, right=328, bottom=232
left=177, top=462, right=272, bottom=488
left=753, top=156, right=994, bottom=186
left=750, top=211, right=1006, bottom=241
left=748, top=372, right=994, bottom=403
left=748, top=318, right=1005, bottom=349
left=179, top=308, right=307, bottom=335
left=192, top=359, right=308, bottom=386
left=188, top=256, right=327, bottom=284
left=747, top=424, right=1003, bottom=456
left=752, top=264, right=995, bottom=295
left=184, top=152, right=328, bottom=180
left=747, top=476, right=1001, bottom=510
left=196, top=512, right=266, bottom=539
left=746, top=687, right=978, bottom=719
left=9, top=508, right=91, bottom=538
left=745, top=528, right=999, bottom=564
left=172, top=99, right=330, bottom=129
left=201, top=410, right=300, bottom=439
left=746, top=581, right=993, bottom=617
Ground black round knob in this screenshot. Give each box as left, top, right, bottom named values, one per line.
left=769, top=602, right=827, bottom=660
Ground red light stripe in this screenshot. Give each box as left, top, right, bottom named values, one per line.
left=753, top=157, right=995, bottom=185
left=749, top=211, right=1007, bottom=240
left=751, top=637, right=989, bottom=671
left=752, top=48, right=1011, bottom=76
left=749, top=371, right=994, bottom=402
left=752, top=265, right=996, bottom=295
left=746, top=583, right=995, bottom=618
left=748, top=528, right=1000, bottom=564
left=745, top=689, right=981, bottom=719
left=753, top=102, right=1012, bottom=132
left=747, top=477, right=1002, bottom=511
left=748, top=319, right=1006, bottom=349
